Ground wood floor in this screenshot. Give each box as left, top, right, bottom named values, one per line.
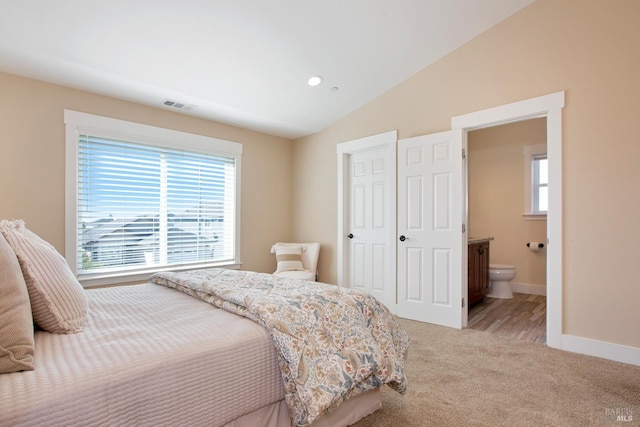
left=467, top=293, right=547, bottom=344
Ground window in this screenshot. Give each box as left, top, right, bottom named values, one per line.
left=523, top=144, right=547, bottom=220
left=531, top=154, right=548, bottom=214
left=65, top=110, right=242, bottom=286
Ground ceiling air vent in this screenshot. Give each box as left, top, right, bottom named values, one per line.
left=163, top=100, right=196, bottom=111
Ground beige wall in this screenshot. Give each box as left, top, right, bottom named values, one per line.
left=293, top=0, right=640, bottom=348
left=0, top=72, right=293, bottom=277
left=2, top=0, right=638, bottom=350
left=468, top=118, right=547, bottom=287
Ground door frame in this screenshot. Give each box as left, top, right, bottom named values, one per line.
left=337, top=130, right=397, bottom=311
left=451, top=91, right=565, bottom=349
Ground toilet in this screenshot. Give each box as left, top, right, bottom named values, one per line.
left=487, top=264, right=516, bottom=299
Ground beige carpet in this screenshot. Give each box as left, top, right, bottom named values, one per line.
left=353, top=319, right=640, bottom=427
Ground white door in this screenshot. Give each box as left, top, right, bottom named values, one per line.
left=346, top=147, right=396, bottom=311
left=397, top=129, right=464, bottom=328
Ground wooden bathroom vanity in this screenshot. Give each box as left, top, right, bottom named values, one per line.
left=468, top=237, right=493, bottom=307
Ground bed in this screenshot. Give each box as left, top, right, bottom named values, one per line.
left=0, top=221, right=409, bottom=427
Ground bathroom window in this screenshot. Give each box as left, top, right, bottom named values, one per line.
left=532, top=154, right=548, bottom=214
left=523, top=144, right=547, bottom=220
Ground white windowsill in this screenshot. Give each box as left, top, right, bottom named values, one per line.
left=79, top=261, right=243, bottom=288
left=523, top=213, right=547, bottom=221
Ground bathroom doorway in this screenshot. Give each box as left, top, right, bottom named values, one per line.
left=451, top=91, right=564, bottom=349
left=465, top=118, right=548, bottom=343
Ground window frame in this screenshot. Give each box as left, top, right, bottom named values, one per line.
left=531, top=154, right=548, bottom=215
left=523, top=143, right=547, bottom=221
left=65, top=110, right=242, bottom=287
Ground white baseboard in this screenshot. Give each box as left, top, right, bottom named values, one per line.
left=505, top=283, right=638, bottom=366
left=562, top=334, right=640, bottom=366
left=510, top=282, right=546, bottom=296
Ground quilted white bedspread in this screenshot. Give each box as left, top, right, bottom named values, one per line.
left=0, top=283, right=284, bottom=427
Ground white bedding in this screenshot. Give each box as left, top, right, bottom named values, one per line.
left=0, top=283, right=285, bottom=427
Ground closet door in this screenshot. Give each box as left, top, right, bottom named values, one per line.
left=397, top=129, right=464, bottom=328
left=337, top=130, right=397, bottom=314
left=346, top=148, right=396, bottom=311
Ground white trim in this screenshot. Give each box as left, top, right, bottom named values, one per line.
left=452, top=91, right=565, bottom=350
left=64, top=110, right=242, bottom=156
left=510, top=282, right=546, bottom=296
left=81, top=262, right=242, bottom=288
left=451, top=92, right=564, bottom=130
left=523, top=144, right=547, bottom=157
left=336, top=131, right=396, bottom=154
left=562, top=334, right=640, bottom=367
left=523, top=214, right=547, bottom=221
left=336, top=130, right=397, bottom=311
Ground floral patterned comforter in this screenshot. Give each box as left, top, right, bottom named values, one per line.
left=150, top=268, right=409, bottom=427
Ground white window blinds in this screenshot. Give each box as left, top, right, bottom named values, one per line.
left=65, top=110, right=241, bottom=283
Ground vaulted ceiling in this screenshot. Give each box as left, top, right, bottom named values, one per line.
left=0, top=0, right=534, bottom=138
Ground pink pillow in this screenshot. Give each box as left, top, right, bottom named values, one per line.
left=0, top=220, right=87, bottom=334
left=0, top=232, right=35, bottom=373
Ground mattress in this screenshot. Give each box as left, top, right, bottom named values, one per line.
left=0, top=283, right=285, bottom=427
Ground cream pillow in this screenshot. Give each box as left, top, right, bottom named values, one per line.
left=273, top=243, right=306, bottom=273
left=0, top=232, right=35, bottom=373
left=0, top=220, right=88, bottom=334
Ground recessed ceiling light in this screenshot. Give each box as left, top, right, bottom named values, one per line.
left=307, top=75, right=323, bottom=87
